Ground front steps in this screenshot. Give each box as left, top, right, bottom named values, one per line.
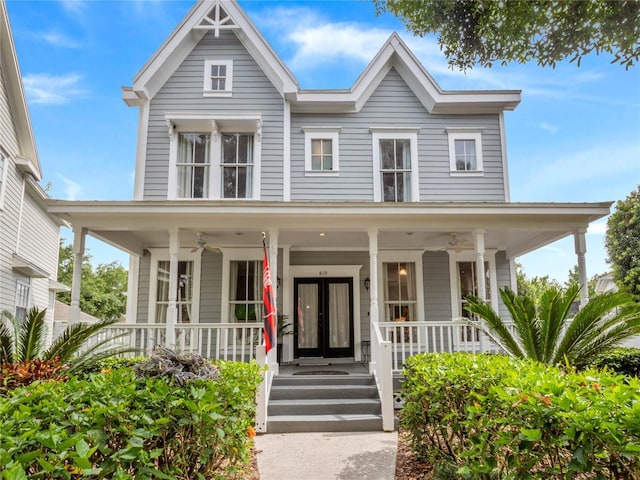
left=267, top=374, right=383, bottom=433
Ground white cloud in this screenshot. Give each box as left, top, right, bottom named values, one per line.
left=588, top=220, right=608, bottom=235
left=58, top=0, right=86, bottom=15
left=57, top=174, right=83, bottom=201
left=23, top=73, right=85, bottom=105
left=39, top=31, right=80, bottom=48
left=538, top=122, right=559, bottom=134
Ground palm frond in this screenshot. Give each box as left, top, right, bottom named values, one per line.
left=2, top=309, right=22, bottom=363
left=464, top=293, right=524, bottom=358
left=0, top=312, right=14, bottom=363
left=503, top=288, right=541, bottom=360
left=17, top=307, right=47, bottom=362
left=43, top=318, right=120, bottom=363
left=538, top=285, right=578, bottom=363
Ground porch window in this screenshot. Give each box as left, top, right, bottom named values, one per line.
left=155, top=261, right=194, bottom=323
left=229, top=260, right=263, bottom=322
left=383, top=262, right=417, bottom=322
left=177, top=133, right=210, bottom=199
left=458, top=261, right=491, bottom=319
left=15, top=280, right=30, bottom=323
left=222, top=134, right=253, bottom=198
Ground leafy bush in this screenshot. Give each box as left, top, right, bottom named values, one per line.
left=590, top=347, right=640, bottom=377
left=402, top=353, right=640, bottom=479
left=0, top=360, right=262, bottom=479
left=0, top=358, right=68, bottom=395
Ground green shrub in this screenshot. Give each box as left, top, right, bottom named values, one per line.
left=402, top=353, right=640, bottom=479
left=590, top=347, right=640, bottom=377
left=0, top=360, right=262, bottom=479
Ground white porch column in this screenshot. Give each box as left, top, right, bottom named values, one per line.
left=368, top=228, right=380, bottom=323
left=166, top=228, right=179, bottom=347
left=125, top=255, right=139, bottom=323
left=281, top=244, right=293, bottom=363
left=267, top=229, right=279, bottom=371
left=474, top=230, right=487, bottom=301
left=69, top=227, right=86, bottom=325
left=574, top=228, right=589, bottom=308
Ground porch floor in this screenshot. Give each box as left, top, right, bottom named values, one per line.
left=278, top=359, right=369, bottom=375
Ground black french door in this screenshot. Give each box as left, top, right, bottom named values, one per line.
left=293, top=277, right=353, bottom=358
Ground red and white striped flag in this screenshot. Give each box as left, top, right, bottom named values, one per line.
left=262, top=238, right=276, bottom=353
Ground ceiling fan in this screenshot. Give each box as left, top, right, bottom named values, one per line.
left=190, top=232, right=220, bottom=253
left=445, top=233, right=473, bottom=252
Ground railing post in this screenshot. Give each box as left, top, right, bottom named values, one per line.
left=380, top=340, right=394, bottom=431
left=255, top=345, right=268, bottom=433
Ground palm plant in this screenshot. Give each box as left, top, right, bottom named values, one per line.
left=1, top=307, right=136, bottom=373
left=464, top=284, right=640, bottom=366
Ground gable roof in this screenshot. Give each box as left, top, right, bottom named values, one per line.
left=0, top=0, right=41, bottom=180
left=123, top=0, right=520, bottom=115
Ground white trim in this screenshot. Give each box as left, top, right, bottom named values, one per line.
left=283, top=101, right=291, bottom=201
left=289, top=264, right=363, bottom=361
left=220, top=248, right=263, bottom=324
left=126, top=255, right=139, bottom=323
left=0, top=150, right=7, bottom=210
left=303, top=127, right=341, bottom=176
left=499, top=112, right=511, bottom=201
left=133, top=100, right=149, bottom=200
left=448, top=249, right=498, bottom=317
left=448, top=130, right=484, bottom=175
left=203, top=59, right=233, bottom=97
left=371, top=129, right=420, bottom=202
left=148, top=249, right=202, bottom=324
left=376, top=251, right=425, bottom=323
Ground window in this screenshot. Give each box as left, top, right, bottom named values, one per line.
left=458, top=261, right=490, bottom=320
left=229, top=260, right=263, bottom=322
left=203, top=60, right=233, bottom=96
left=155, top=261, right=194, bottom=323
left=177, top=133, right=210, bottom=198
left=383, top=262, right=417, bottom=322
left=222, top=134, right=253, bottom=198
left=447, top=130, right=483, bottom=174
left=303, top=127, right=340, bottom=175
left=15, top=280, right=30, bottom=323
left=371, top=129, right=419, bottom=202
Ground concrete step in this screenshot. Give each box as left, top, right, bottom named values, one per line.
left=268, top=398, right=381, bottom=416
left=272, top=374, right=375, bottom=386
left=267, top=414, right=383, bottom=433
left=269, top=384, right=378, bottom=400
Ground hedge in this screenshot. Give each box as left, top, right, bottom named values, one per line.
left=590, top=347, right=640, bottom=378
left=402, top=353, right=640, bottom=479
left=0, top=360, right=262, bottom=479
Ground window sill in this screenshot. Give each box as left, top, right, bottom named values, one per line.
left=203, top=91, right=233, bottom=98
left=304, top=171, right=339, bottom=177
left=449, top=171, right=484, bottom=177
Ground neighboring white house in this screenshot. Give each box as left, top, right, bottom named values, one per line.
left=0, top=0, right=63, bottom=342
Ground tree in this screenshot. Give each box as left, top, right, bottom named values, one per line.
left=606, top=185, right=640, bottom=298
left=564, top=265, right=598, bottom=299
left=1, top=307, right=133, bottom=374
left=464, top=285, right=640, bottom=367
left=374, top=0, right=640, bottom=70
left=57, top=241, right=128, bottom=321
left=515, top=262, right=561, bottom=305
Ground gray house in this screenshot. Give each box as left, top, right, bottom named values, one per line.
left=0, top=0, right=63, bottom=340
left=48, top=0, right=610, bottom=431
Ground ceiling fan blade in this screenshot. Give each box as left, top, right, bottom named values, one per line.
left=190, top=246, right=199, bottom=253
left=204, top=244, right=220, bottom=253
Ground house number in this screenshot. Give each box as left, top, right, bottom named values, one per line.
left=319, top=271, right=328, bottom=276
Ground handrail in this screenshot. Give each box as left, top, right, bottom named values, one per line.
left=370, top=322, right=394, bottom=431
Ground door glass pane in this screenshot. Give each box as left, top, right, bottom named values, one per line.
left=297, top=284, right=318, bottom=349
left=329, top=283, right=349, bottom=349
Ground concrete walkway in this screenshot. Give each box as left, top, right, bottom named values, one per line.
left=255, top=431, right=398, bottom=480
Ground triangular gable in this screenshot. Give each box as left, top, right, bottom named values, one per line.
left=291, top=33, right=520, bottom=115
left=0, top=1, right=41, bottom=179
left=129, top=0, right=298, bottom=103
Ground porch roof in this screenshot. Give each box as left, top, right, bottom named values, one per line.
left=46, top=200, right=611, bottom=259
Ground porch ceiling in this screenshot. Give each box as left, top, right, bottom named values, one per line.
left=46, top=200, right=611, bottom=258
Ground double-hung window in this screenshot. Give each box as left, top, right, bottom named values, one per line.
left=177, top=133, right=210, bottom=199
left=229, top=260, right=263, bottom=322
left=383, top=262, right=417, bottom=323
left=203, top=60, right=233, bottom=96
left=303, top=127, right=340, bottom=176
left=222, top=133, right=253, bottom=198
left=371, top=129, right=419, bottom=202
left=447, top=129, right=483, bottom=175
left=15, top=280, right=30, bottom=323
left=155, top=260, right=194, bottom=323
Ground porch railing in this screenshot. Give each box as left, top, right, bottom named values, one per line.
left=370, top=322, right=394, bottom=431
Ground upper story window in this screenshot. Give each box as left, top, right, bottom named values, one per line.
left=177, top=133, right=210, bottom=199
left=447, top=129, right=484, bottom=175
left=371, top=128, right=420, bottom=202
left=203, top=60, right=233, bottom=97
left=303, top=127, right=340, bottom=176
left=222, top=134, right=253, bottom=198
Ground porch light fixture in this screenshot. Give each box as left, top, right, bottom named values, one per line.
left=364, top=277, right=370, bottom=291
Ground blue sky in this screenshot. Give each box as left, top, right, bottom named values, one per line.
left=6, top=0, right=640, bottom=283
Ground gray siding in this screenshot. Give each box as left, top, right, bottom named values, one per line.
left=199, top=249, right=222, bottom=323
left=137, top=251, right=151, bottom=322
left=144, top=29, right=284, bottom=200
left=422, top=251, right=452, bottom=322
left=290, top=68, right=505, bottom=202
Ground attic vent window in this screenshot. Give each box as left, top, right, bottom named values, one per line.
left=203, top=60, right=233, bottom=97
left=194, top=3, right=238, bottom=37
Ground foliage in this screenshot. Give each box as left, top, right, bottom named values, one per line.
left=590, top=347, right=640, bottom=377
left=464, top=285, right=640, bottom=366
left=0, top=358, right=68, bottom=394
left=606, top=185, right=640, bottom=298
left=374, top=0, right=640, bottom=70
left=58, top=240, right=128, bottom=321
left=564, top=265, right=598, bottom=299
left=401, top=353, right=640, bottom=479
left=1, top=307, right=134, bottom=376
left=515, top=262, right=562, bottom=305
left=133, top=347, right=220, bottom=385
left=0, top=361, right=262, bottom=479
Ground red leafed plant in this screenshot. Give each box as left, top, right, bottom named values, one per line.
left=0, top=357, right=69, bottom=394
